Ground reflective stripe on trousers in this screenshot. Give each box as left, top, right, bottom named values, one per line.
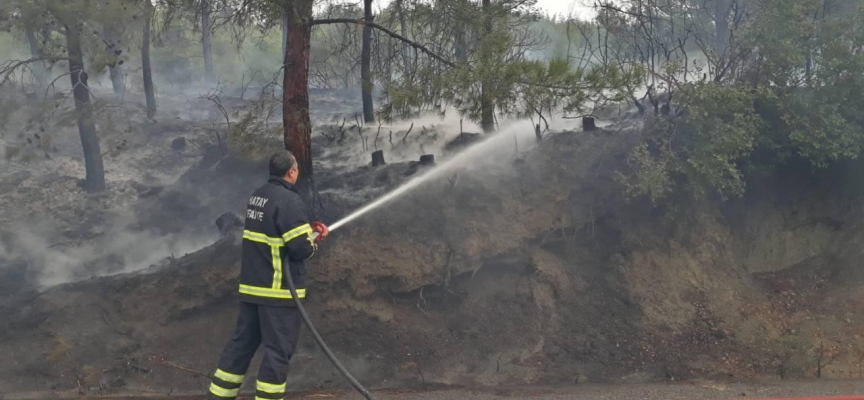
left=209, top=368, right=243, bottom=399
left=255, top=380, right=287, bottom=399
left=209, top=303, right=302, bottom=400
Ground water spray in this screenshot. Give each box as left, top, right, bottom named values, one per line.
left=317, top=123, right=534, bottom=238
left=299, top=124, right=533, bottom=400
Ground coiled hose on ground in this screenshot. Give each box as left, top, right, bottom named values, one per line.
left=285, top=266, right=380, bottom=400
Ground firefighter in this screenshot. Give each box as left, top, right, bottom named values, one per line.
left=208, top=150, right=329, bottom=400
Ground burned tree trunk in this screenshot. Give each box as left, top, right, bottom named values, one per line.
left=142, top=0, right=157, bottom=118
left=480, top=0, right=495, bottom=133
left=453, top=0, right=469, bottom=64
left=65, top=23, right=106, bottom=193
left=396, top=0, right=413, bottom=118
left=396, top=0, right=412, bottom=81
left=103, top=24, right=126, bottom=98
left=714, top=0, right=731, bottom=55
left=201, top=0, right=215, bottom=83
left=283, top=0, right=315, bottom=185
left=480, top=87, right=494, bottom=133
left=281, top=13, right=288, bottom=60
left=23, top=23, right=46, bottom=84
left=108, top=63, right=125, bottom=98
left=361, top=0, right=375, bottom=123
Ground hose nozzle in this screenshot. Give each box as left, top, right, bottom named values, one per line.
left=310, top=221, right=328, bottom=243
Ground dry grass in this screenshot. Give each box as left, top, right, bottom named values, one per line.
left=45, top=334, right=69, bottom=363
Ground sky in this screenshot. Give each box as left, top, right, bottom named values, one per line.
left=371, top=0, right=597, bottom=19
left=534, top=0, right=594, bottom=18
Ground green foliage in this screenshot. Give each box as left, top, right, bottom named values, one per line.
left=618, top=140, right=674, bottom=203
left=380, top=1, right=640, bottom=127
left=619, top=83, right=762, bottom=201
left=526, top=18, right=594, bottom=61
left=224, top=94, right=282, bottom=161
left=618, top=0, right=864, bottom=203
left=677, top=84, right=763, bottom=198
left=309, top=2, right=363, bottom=89
left=146, top=24, right=282, bottom=88
left=782, top=92, right=863, bottom=168
left=505, top=58, right=643, bottom=123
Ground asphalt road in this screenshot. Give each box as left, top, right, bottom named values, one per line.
left=286, top=380, right=864, bottom=400
left=6, top=380, right=864, bottom=400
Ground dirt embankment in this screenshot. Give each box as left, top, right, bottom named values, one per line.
left=2, top=113, right=864, bottom=396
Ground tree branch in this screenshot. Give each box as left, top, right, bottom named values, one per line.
left=312, top=18, right=456, bottom=68
left=0, top=57, right=70, bottom=87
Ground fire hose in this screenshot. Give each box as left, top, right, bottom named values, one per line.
left=147, top=224, right=377, bottom=399
left=289, top=226, right=379, bottom=400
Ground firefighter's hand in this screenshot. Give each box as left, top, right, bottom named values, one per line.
left=311, top=221, right=329, bottom=243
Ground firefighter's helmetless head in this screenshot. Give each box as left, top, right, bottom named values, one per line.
left=269, top=150, right=300, bottom=185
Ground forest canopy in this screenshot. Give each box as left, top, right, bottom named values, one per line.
left=1, top=0, right=862, bottom=201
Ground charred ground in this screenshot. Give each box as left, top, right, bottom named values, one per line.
left=2, top=90, right=864, bottom=397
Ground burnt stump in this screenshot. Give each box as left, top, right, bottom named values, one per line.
left=372, top=150, right=386, bottom=167
left=583, top=117, right=597, bottom=131
left=419, top=154, right=435, bottom=166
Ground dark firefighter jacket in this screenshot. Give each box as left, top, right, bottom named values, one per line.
left=239, top=176, right=316, bottom=306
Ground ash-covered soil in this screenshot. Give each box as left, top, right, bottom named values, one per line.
left=2, top=89, right=864, bottom=397
left=7, top=380, right=864, bottom=400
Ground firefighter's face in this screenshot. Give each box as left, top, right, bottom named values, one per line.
left=285, top=163, right=300, bottom=184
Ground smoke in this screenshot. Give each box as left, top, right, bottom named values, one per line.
left=312, top=105, right=587, bottom=173
left=0, top=10, right=611, bottom=291
left=0, top=91, right=224, bottom=289
left=0, top=217, right=218, bottom=288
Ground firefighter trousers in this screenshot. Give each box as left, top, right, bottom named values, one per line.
left=208, top=301, right=303, bottom=400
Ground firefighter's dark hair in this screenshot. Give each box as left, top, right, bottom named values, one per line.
left=269, top=150, right=297, bottom=177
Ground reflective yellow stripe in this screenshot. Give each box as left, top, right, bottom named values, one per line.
left=210, top=382, right=240, bottom=398
left=243, top=227, right=311, bottom=294
left=214, top=369, right=244, bottom=384
left=282, top=224, right=312, bottom=242
left=243, top=230, right=284, bottom=246
left=306, top=232, right=316, bottom=259
left=256, top=380, right=287, bottom=394
left=239, top=284, right=306, bottom=299
left=307, top=242, right=316, bottom=260
left=271, top=245, right=282, bottom=290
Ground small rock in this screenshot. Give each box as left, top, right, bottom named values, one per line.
left=139, top=186, right=164, bottom=199
left=215, top=212, right=243, bottom=237
left=129, top=181, right=149, bottom=194
left=171, top=137, right=186, bottom=152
